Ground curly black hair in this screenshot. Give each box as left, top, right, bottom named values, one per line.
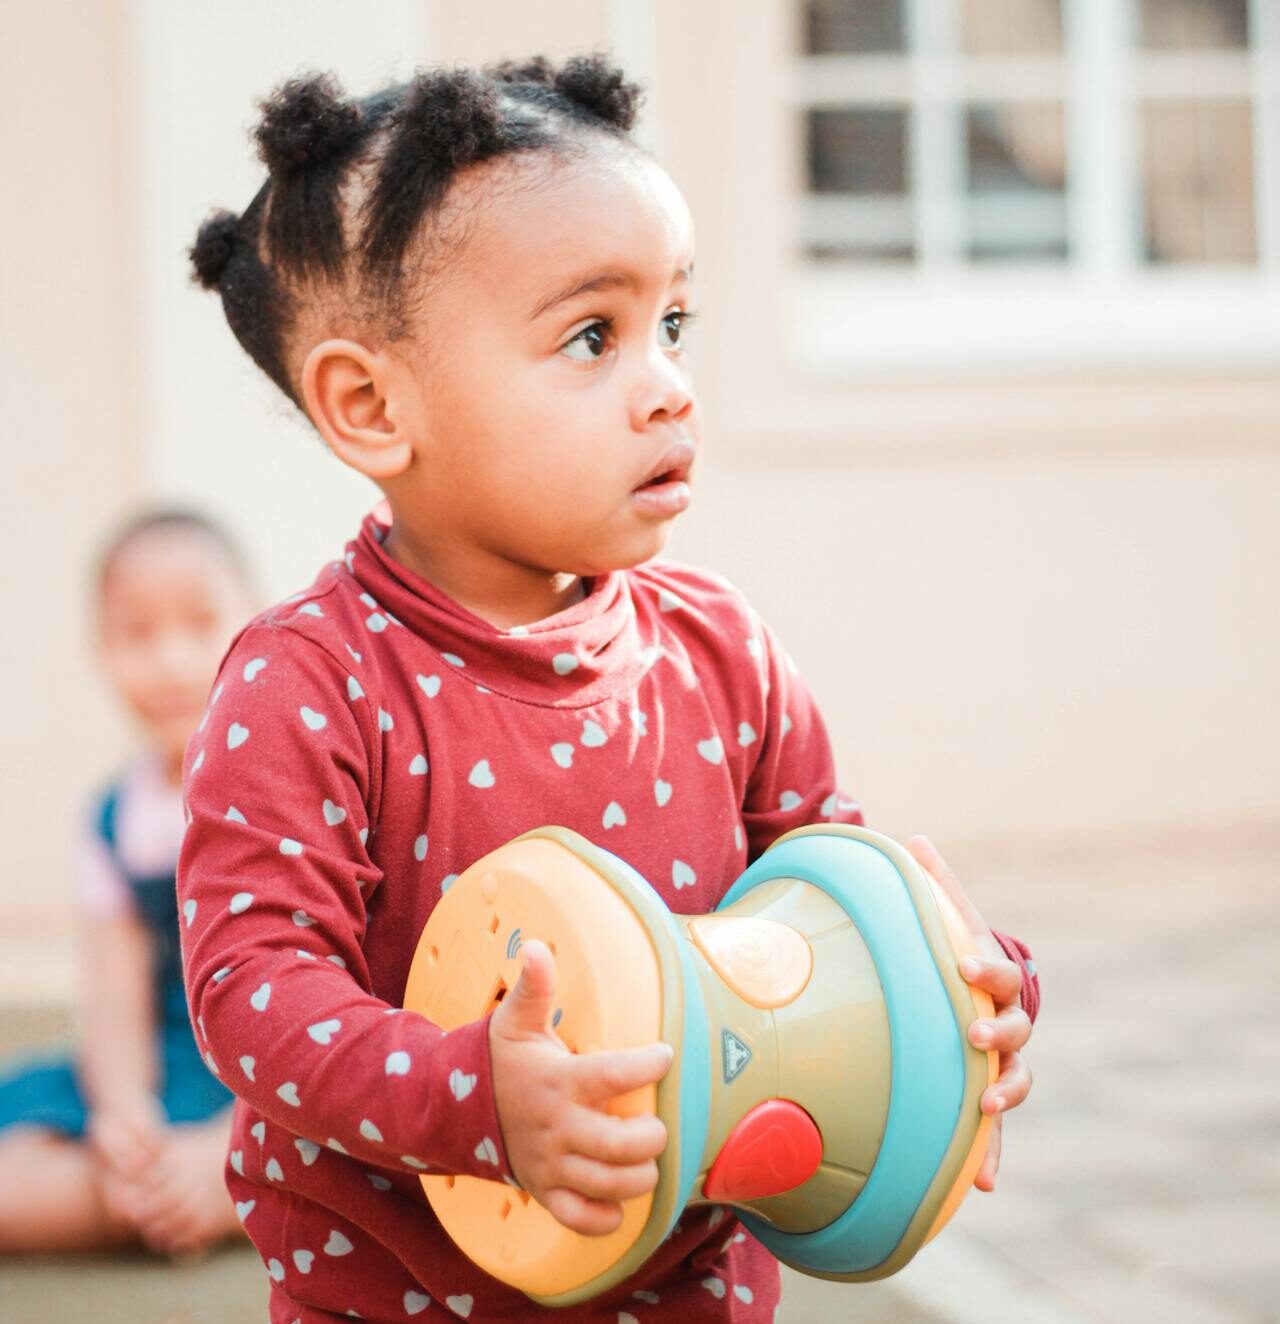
left=190, top=55, right=644, bottom=407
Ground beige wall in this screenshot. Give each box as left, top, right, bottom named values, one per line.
left=2, top=0, right=1277, bottom=995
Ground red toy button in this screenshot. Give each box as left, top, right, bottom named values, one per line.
left=702, top=1099, right=823, bottom=1202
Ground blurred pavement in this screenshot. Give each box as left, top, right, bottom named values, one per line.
left=2, top=825, right=1276, bottom=1323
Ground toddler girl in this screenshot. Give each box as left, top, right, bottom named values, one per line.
left=180, top=56, right=1038, bottom=1322
left=0, top=510, right=255, bottom=1256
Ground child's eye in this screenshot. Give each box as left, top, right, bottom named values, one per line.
left=560, top=320, right=611, bottom=362
left=659, top=310, right=696, bottom=350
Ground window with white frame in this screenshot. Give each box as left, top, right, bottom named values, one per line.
left=790, top=0, right=1280, bottom=372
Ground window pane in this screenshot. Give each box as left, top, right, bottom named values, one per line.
left=1142, top=100, right=1256, bottom=263
left=961, top=0, right=1063, bottom=54
left=803, top=0, right=906, bottom=54
left=965, top=102, right=1068, bottom=261
left=808, top=108, right=909, bottom=194
left=803, top=107, right=913, bottom=262
left=1139, top=0, right=1249, bottom=49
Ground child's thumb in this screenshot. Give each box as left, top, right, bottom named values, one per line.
left=496, top=938, right=557, bottom=1036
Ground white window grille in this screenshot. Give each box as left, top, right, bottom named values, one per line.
left=791, top=0, right=1280, bottom=372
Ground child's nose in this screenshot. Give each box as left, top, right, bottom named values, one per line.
left=630, top=351, right=694, bottom=431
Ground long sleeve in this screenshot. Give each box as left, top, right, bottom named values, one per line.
left=178, top=624, right=513, bottom=1183
left=740, top=615, right=864, bottom=863
left=991, top=929, right=1041, bottom=1023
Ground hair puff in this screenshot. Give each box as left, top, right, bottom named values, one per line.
left=553, top=55, right=642, bottom=130
left=254, top=73, right=362, bottom=177
left=189, top=209, right=240, bottom=289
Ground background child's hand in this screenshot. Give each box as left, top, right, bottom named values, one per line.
left=115, top=1116, right=240, bottom=1256
left=489, top=939, right=673, bottom=1237
left=87, top=1089, right=166, bottom=1185
left=907, top=835, right=1034, bottom=1192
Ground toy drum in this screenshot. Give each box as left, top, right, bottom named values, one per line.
left=402, top=824, right=996, bottom=1307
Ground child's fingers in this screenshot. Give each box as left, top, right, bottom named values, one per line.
left=571, top=1041, right=674, bottom=1105
left=968, top=1004, right=1032, bottom=1054
left=564, top=1106, right=668, bottom=1167
left=540, top=1186, right=625, bottom=1238
left=492, top=939, right=559, bottom=1041
left=981, top=1050, right=1032, bottom=1114
left=552, top=1152, right=660, bottom=1204
left=975, top=1115, right=1003, bottom=1192
left=959, top=955, right=1023, bottom=1008
left=907, top=835, right=987, bottom=935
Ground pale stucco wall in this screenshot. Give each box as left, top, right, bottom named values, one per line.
left=1, top=0, right=1276, bottom=999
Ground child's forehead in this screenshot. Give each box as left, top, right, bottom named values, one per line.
left=446, top=150, right=695, bottom=310
left=101, top=529, right=241, bottom=605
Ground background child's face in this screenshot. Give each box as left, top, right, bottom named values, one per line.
left=390, top=149, right=700, bottom=576
left=99, top=530, right=252, bottom=765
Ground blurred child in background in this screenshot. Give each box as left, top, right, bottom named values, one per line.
left=0, top=510, right=256, bottom=1256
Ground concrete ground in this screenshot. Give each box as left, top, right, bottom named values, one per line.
left=1, top=825, right=1276, bottom=1323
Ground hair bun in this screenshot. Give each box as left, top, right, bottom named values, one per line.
left=255, top=73, right=362, bottom=176
left=553, top=55, right=642, bottom=131
left=190, top=209, right=240, bottom=288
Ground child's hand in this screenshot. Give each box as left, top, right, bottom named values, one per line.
left=87, top=1090, right=167, bottom=1185
left=907, top=836, right=1034, bottom=1192
left=117, top=1117, right=241, bottom=1257
left=489, top=939, right=673, bottom=1237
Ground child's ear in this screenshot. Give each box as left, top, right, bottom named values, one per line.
left=300, top=339, right=414, bottom=481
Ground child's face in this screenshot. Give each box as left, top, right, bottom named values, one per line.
left=99, top=531, right=252, bottom=766
left=389, top=148, right=700, bottom=576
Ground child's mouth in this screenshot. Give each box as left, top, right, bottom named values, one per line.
left=631, top=465, right=692, bottom=517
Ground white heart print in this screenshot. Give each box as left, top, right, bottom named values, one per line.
left=654, top=779, right=673, bottom=807
left=249, top=982, right=271, bottom=1012
left=242, top=658, right=267, bottom=681
left=265, top=1157, right=284, bottom=1182
left=404, top=1292, right=430, bottom=1316
left=386, top=1051, right=412, bottom=1076
left=550, top=743, right=574, bottom=769
left=239, top=1055, right=256, bottom=1081
left=292, top=1248, right=314, bottom=1273
left=446, top=1295, right=475, bottom=1318
left=347, top=675, right=364, bottom=700
left=672, top=860, right=697, bottom=890
left=324, top=1230, right=354, bottom=1256
left=323, top=799, right=346, bottom=826
left=359, top=1118, right=384, bottom=1143
left=603, top=801, right=627, bottom=829
left=307, top=1019, right=341, bottom=1045
left=468, top=760, right=496, bottom=789
left=226, top=722, right=249, bottom=750
left=697, top=736, right=724, bottom=764
left=449, top=1068, right=476, bottom=1101
left=474, top=1136, right=499, bottom=1165
left=580, top=719, right=607, bottom=747
left=737, top=722, right=758, bottom=746
left=552, top=652, right=579, bottom=676
left=276, top=1082, right=301, bottom=1107
left=417, top=673, right=441, bottom=698
left=300, top=706, right=327, bottom=731
left=295, top=1138, right=321, bottom=1166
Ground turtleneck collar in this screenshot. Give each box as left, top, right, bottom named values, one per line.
left=343, top=507, right=651, bottom=709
